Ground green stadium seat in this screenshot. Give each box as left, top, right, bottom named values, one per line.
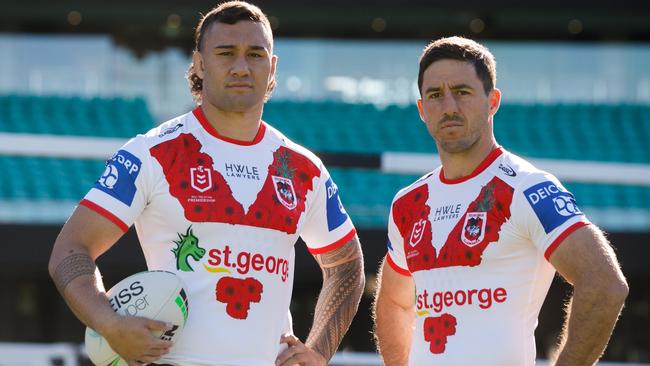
left=0, top=94, right=155, bottom=138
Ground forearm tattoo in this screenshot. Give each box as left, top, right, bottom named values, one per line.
left=307, top=237, right=365, bottom=360
left=53, top=253, right=96, bottom=295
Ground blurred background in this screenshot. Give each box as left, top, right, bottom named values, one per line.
left=0, top=0, right=649, bottom=365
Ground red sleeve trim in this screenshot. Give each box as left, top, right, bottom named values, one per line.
left=79, top=199, right=130, bottom=233
left=308, top=228, right=356, bottom=255
left=386, top=254, right=411, bottom=277
left=544, top=221, right=590, bottom=260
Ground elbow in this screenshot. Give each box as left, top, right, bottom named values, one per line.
left=610, top=277, right=629, bottom=305
left=47, top=253, right=58, bottom=280
left=606, top=267, right=629, bottom=305
left=596, top=276, right=629, bottom=308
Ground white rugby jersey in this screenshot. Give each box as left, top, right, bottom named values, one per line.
left=82, top=107, right=356, bottom=366
left=386, top=147, right=590, bottom=366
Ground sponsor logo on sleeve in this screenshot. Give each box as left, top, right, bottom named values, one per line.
left=158, top=123, right=183, bottom=138
left=325, top=177, right=348, bottom=231
left=94, top=149, right=142, bottom=206
left=387, top=238, right=394, bottom=252
left=524, top=181, right=583, bottom=233
left=498, top=163, right=517, bottom=177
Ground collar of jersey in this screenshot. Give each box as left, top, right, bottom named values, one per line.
left=439, top=146, right=504, bottom=185
left=193, top=106, right=266, bottom=146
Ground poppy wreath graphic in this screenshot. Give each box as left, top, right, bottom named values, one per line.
left=150, top=135, right=320, bottom=234
left=215, top=276, right=264, bottom=319
left=423, top=313, right=457, bottom=354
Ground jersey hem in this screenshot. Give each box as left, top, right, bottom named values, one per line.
left=79, top=199, right=129, bottom=233
left=308, top=228, right=356, bottom=254
left=544, top=220, right=590, bottom=260
left=386, top=253, right=411, bottom=276
left=439, top=146, right=503, bottom=185
left=193, top=107, right=266, bottom=146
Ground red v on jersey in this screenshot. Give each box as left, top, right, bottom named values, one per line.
left=394, top=177, right=514, bottom=273
left=150, top=133, right=321, bottom=234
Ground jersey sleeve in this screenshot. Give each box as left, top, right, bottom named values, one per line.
left=511, top=172, right=591, bottom=260
left=386, top=198, right=411, bottom=276
left=299, top=164, right=356, bottom=254
left=80, top=136, right=154, bottom=232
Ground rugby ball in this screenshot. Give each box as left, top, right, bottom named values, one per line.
left=84, top=270, right=189, bottom=366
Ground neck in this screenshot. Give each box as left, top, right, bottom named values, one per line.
left=438, top=135, right=498, bottom=181
left=200, top=103, right=263, bottom=142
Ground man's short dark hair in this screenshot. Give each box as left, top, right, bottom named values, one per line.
left=418, top=36, right=496, bottom=96
left=188, top=1, right=273, bottom=103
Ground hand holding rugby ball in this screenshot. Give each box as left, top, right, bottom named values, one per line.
left=84, top=271, right=189, bottom=366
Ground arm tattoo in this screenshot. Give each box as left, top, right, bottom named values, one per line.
left=307, top=237, right=365, bottom=360
left=53, top=253, right=96, bottom=295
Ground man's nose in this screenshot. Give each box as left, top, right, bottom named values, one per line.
left=440, top=91, right=460, bottom=114
left=230, top=54, right=250, bottom=77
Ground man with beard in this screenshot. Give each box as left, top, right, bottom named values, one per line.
left=373, top=36, right=627, bottom=366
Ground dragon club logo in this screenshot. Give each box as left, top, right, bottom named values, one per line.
left=272, top=176, right=297, bottom=210
left=171, top=226, right=206, bottom=272
left=270, top=150, right=298, bottom=210
left=461, top=212, right=486, bottom=247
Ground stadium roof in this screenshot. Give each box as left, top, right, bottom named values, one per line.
left=0, top=0, right=647, bottom=55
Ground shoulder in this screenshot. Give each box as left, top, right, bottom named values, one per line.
left=264, top=122, right=325, bottom=171
left=391, top=169, right=437, bottom=207
left=137, top=111, right=202, bottom=148
left=489, top=149, right=562, bottom=192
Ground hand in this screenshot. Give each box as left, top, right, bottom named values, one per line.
left=102, top=315, right=173, bottom=365
left=275, top=334, right=327, bottom=366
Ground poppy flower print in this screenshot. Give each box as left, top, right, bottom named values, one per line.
left=150, top=135, right=320, bottom=234
left=215, top=276, right=264, bottom=319
left=392, top=177, right=513, bottom=272
left=423, top=313, right=457, bottom=354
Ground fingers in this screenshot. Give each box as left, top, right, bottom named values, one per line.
left=141, top=318, right=174, bottom=349
left=279, top=334, right=300, bottom=347
left=276, top=335, right=314, bottom=366
left=276, top=335, right=301, bottom=366
left=112, top=317, right=173, bottom=364
left=145, top=318, right=173, bottom=332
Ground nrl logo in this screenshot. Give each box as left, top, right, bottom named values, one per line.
left=461, top=212, right=487, bottom=247
left=410, top=219, right=427, bottom=247
left=190, top=165, right=213, bottom=192
left=272, top=175, right=297, bottom=210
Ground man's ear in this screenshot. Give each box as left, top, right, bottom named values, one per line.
left=417, top=99, right=426, bottom=123
left=488, top=88, right=501, bottom=116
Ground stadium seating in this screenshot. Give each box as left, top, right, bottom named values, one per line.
left=0, top=156, right=104, bottom=201
left=328, top=168, right=650, bottom=228
left=0, top=156, right=648, bottom=228
left=264, top=101, right=650, bottom=163
left=2, top=96, right=648, bottom=162
left=1, top=96, right=649, bottom=228
left=0, top=95, right=154, bottom=137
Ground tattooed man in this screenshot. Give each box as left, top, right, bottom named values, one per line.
left=48, top=2, right=364, bottom=365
